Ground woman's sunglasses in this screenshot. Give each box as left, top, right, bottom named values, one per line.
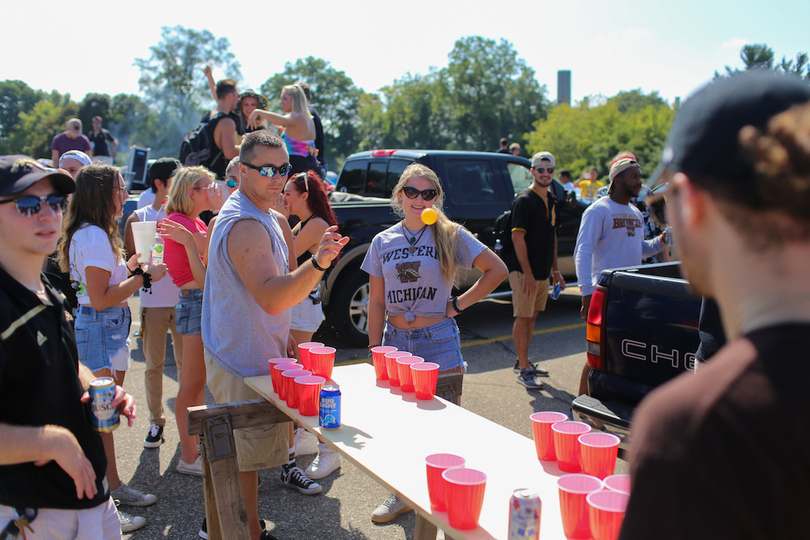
left=0, top=194, right=68, bottom=217
left=292, top=172, right=309, bottom=192
left=226, top=177, right=239, bottom=189
left=402, top=186, right=438, bottom=201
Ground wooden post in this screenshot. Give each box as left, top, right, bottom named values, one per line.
left=187, top=399, right=290, bottom=540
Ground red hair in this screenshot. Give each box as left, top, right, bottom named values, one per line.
left=289, top=170, right=336, bottom=227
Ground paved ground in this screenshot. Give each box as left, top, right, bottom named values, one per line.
left=115, top=292, right=615, bottom=539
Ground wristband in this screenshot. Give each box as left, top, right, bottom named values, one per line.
left=311, top=257, right=328, bottom=272
left=451, top=296, right=464, bottom=314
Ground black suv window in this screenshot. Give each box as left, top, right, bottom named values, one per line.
left=365, top=162, right=388, bottom=197
left=443, top=159, right=499, bottom=205
left=338, top=159, right=366, bottom=194
left=385, top=159, right=410, bottom=198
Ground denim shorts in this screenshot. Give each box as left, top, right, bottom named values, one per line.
left=74, top=305, right=132, bottom=372
left=175, top=289, right=203, bottom=336
left=382, top=317, right=464, bottom=373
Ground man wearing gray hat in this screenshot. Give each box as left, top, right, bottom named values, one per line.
left=0, top=155, right=139, bottom=537
left=619, top=71, right=810, bottom=539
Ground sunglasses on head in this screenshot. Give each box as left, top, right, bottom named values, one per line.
left=242, top=162, right=292, bottom=178
left=533, top=167, right=555, bottom=174
left=0, top=194, right=68, bottom=217
left=292, top=172, right=309, bottom=192
left=402, top=186, right=438, bottom=201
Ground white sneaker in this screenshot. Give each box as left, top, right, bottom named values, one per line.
left=115, top=500, right=147, bottom=533
left=294, top=428, right=319, bottom=456
left=176, top=455, right=203, bottom=477
left=371, top=494, right=412, bottom=523
left=305, top=445, right=341, bottom=479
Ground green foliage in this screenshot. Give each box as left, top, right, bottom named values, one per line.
left=719, top=43, right=810, bottom=80
left=134, top=26, right=241, bottom=119
left=526, top=91, right=675, bottom=178
left=0, top=80, right=44, bottom=154
left=15, top=91, right=78, bottom=159
left=78, top=93, right=111, bottom=130
left=260, top=57, right=364, bottom=164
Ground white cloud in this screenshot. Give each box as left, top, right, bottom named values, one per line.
left=722, top=38, right=750, bottom=49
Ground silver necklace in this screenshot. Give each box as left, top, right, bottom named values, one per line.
left=402, top=222, right=428, bottom=254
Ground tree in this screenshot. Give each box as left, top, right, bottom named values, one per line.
left=779, top=52, right=810, bottom=79
left=442, top=36, right=547, bottom=150
left=78, top=93, right=111, bottom=130
left=526, top=91, right=675, bottom=178
left=261, top=57, right=363, bottom=163
left=134, top=26, right=241, bottom=121
left=0, top=80, right=44, bottom=154
left=14, top=91, right=78, bottom=159
left=719, top=44, right=809, bottom=79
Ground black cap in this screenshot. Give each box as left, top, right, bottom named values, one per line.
left=0, top=155, right=75, bottom=197
left=146, top=157, right=181, bottom=189
left=648, top=70, right=810, bottom=190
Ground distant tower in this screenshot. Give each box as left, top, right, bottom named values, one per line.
left=557, top=70, right=571, bottom=105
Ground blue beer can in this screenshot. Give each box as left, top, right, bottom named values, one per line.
left=550, top=282, right=562, bottom=300
left=319, top=385, right=341, bottom=429
left=89, top=377, right=120, bottom=432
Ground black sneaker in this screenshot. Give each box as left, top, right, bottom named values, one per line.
left=198, top=517, right=208, bottom=540
left=144, top=424, right=164, bottom=448
left=200, top=517, right=269, bottom=539
left=281, top=464, right=323, bottom=495
left=513, top=360, right=549, bottom=377
left=517, top=368, right=544, bottom=390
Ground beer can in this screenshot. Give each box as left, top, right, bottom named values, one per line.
left=550, top=282, right=562, bottom=300
left=508, top=488, right=541, bottom=539
left=319, top=385, right=341, bottom=429
left=89, top=377, right=120, bottom=432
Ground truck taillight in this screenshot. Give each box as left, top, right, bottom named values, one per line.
left=371, top=149, right=397, bottom=157
left=586, top=287, right=606, bottom=370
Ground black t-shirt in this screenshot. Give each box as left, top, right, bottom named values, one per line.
left=620, top=323, right=810, bottom=540
left=505, top=186, right=558, bottom=278
left=0, top=269, right=108, bottom=509
left=87, top=129, right=115, bottom=156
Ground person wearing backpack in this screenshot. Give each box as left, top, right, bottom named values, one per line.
left=505, top=151, right=565, bottom=389
left=180, top=79, right=240, bottom=181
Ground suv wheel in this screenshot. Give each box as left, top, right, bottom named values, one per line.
left=326, top=269, right=369, bottom=346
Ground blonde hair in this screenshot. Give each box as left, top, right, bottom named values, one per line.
left=164, top=166, right=214, bottom=216
left=282, top=85, right=313, bottom=118
left=391, top=163, right=459, bottom=285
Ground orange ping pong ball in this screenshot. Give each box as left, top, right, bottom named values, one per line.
left=421, top=208, right=438, bottom=225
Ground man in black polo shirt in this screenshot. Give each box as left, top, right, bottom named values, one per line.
left=0, top=155, right=136, bottom=538
left=87, top=116, right=118, bottom=165
left=506, top=151, right=565, bottom=389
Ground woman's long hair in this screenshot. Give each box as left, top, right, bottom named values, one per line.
left=58, top=163, right=124, bottom=271
left=288, top=171, right=337, bottom=227
left=165, top=166, right=214, bottom=217
left=391, top=163, right=459, bottom=285
left=282, top=85, right=313, bottom=118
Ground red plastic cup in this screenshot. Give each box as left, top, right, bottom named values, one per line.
left=298, top=342, right=323, bottom=371
left=371, top=346, right=397, bottom=380
left=309, top=346, right=336, bottom=380
left=530, top=411, right=568, bottom=461
left=396, top=355, right=424, bottom=392
left=272, top=362, right=301, bottom=398
left=603, top=474, right=630, bottom=495
left=384, top=351, right=411, bottom=387
left=283, top=369, right=311, bottom=408
left=552, top=421, right=591, bottom=472
left=587, top=489, right=629, bottom=540
left=557, top=473, right=604, bottom=539
left=268, top=358, right=295, bottom=392
left=579, top=433, right=620, bottom=479
left=442, top=468, right=487, bottom=530
left=411, top=362, right=440, bottom=399
left=425, top=453, right=466, bottom=511
left=295, top=375, right=326, bottom=416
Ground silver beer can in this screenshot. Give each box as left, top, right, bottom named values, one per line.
left=508, top=488, right=541, bottom=539
left=89, top=377, right=120, bottom=432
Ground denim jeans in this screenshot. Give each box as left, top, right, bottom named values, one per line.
left=382, top=317, right=464, bottom=373
left=74, top=305, right=131, bottom=372
left=175, top=289, right=203, bottom=336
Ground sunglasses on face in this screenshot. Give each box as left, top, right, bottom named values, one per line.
left=0, top=194, right=68, bottom=217
left=226, top=177, right=238, bottom=188
left=243, top=162, right=292, bottom=178
left=402, top=186, right=438, bottom=201
left=533, top=167, right=555, bottom=174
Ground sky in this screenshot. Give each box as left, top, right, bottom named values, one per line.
left=4, top=0, right=809, bottom=108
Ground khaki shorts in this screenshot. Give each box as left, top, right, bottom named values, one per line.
left=509, top=271, right=550, bottom=318
left=204, top=349, right=290, bottom=471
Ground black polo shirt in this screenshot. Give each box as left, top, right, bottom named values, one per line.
left=0, top=267, right=108, bottom=509
left=506, top=185, right=558, bottom=278
left=87, top=128, right=114, bottom=157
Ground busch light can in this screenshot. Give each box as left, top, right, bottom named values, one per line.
left=508, top=488, right=541, bottom=539
left=319, top=385, right=341, bottom=429
left=89, top=377, right=119, bottom=432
